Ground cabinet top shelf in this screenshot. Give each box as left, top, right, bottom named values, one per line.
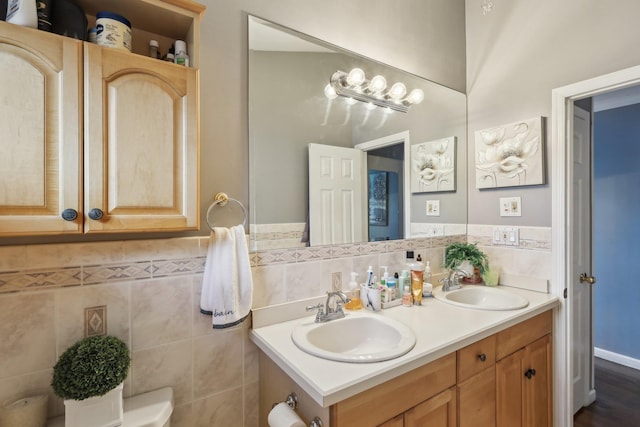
left=76, top=0, right=205, bottom=41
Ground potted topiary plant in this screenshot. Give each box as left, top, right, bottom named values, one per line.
left=52, top=335, right=130, bottom=427
left=444, top=242, right=489, bottom=284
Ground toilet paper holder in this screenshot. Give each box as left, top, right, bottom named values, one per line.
left=273, top=393, right=323, bottom=427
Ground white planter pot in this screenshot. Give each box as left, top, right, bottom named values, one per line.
left=64, top=383, right=123, bottom=427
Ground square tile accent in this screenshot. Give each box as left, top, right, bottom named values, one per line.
left=85, top=305, right=107, bottom=337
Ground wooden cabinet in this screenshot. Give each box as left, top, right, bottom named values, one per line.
left=330, top=354, right=456, bottom=427
left=0, top=24, right=83, bottom=235
left=496, top=335, right=551, bottom=427
left=404, top=387, right=456, bottom=427
left=83, top=43, right=198, bottom=232
left=0, top=0, right=204, bottom=236
left=457, top=335, right=496, bottom=427
left=258, top=310, right=554, bottom=427
left=496, top=312, right=552, bottom=427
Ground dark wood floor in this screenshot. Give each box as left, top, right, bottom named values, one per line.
left=574, top=357, right=640, bottom=427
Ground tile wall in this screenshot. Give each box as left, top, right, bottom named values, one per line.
left=0, top=227, right=549, bottom=426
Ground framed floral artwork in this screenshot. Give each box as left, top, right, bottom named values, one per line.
left=474, top=117, right=545, bottom=189
left=410, top=137, right=456, bottom=193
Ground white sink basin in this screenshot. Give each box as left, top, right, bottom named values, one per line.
left=434, top=285, right=529, bottom=311
left=291, top=313, right=416, bottom=363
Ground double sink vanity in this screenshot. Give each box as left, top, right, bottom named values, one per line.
left=251, top=285, right=558, bottom=426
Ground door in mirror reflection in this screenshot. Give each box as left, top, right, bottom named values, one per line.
left=308, top=143, right=365, bottom=246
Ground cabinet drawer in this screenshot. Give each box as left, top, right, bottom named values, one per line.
left=330, top=353, right=456, bottom=427
left=457, top=334, right=496, bottom=382
left=497, top=311, right=552, bottom=360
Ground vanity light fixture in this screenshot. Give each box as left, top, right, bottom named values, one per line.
left=328, top=68, right=425, bottom=113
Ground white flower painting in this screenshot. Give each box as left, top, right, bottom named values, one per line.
left=410, top=137, right=456, bottom=193
left=474, top=117, right=544, bottom=189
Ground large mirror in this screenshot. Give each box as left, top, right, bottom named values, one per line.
left=249, top=16, right=467, bottom=251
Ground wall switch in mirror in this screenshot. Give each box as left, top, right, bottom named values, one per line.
left=332, top=272, right=342, bottom=291
left=426, top=200, right=440, bottom=216
left=499, top=197, right=522, bottom=216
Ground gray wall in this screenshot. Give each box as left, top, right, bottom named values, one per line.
left=200, top=0, right=467, bottom=229
left=465, top=0, right=640, bottom=227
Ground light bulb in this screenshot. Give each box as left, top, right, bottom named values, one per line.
left=346, top=68, right=366, bottom=86
left=389, top=82, right=407, bottom=100
left=345, top=97, right=358, bottom=105
left=368, top=75, right=387, bottom=93
left=407, top=89, right=425, bottom=104
left=366, top=102, right=376, bottom=110
left=324, top=84, right=338, bottom=99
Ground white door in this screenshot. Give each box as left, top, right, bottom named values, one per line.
left=308, top=143, right=365, bottom=246
left=572, top=105, right=596, bottom=413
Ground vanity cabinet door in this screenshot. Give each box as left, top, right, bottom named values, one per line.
left=84, top=43, right=199, bottom=233
left=496, top=335, right=551, bottom=427
left=0, top=23, right=82, bottom=235
left=378, top=414, right=403, bottom=427
left=404, top=387, right=456, bottom=427
left=458, top=365, right=495, bottom=427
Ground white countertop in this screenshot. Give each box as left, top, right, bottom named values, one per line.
left=250, top=285, right=558, bottom=408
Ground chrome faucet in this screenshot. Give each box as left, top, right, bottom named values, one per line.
left=439, top=268, right=468, bottom=292
left=306, top=291, right=351, bottom=323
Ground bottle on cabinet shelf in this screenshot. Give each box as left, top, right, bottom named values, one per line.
left=174, top=40, right=189, bottom=66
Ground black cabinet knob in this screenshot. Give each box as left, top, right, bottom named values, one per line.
left=88, top=208, right=104, bottom=220
left=478, top=353, right=487, bottom=362
left=61, top=209, right=78, bottom=221
left=524, top=368, right=537, bottom=379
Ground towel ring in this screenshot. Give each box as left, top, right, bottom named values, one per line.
left=206, top=192, right=247, bottom=231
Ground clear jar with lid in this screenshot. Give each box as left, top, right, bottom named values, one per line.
left=149, top=40, right=160, bottom=59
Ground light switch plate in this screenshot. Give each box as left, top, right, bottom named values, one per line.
left=499, top=197, right=522, bottom=217
left=426, top=200, right=440, bottom=216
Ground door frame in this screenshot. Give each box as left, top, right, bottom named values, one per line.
left=355, top=130, right=411, bottom=239
left=551, top=64, right=640, bottom=427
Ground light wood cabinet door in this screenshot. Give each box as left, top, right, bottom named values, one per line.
left=379, top=414, right=404, bottom=427
left=0, top=23, right=82, bottom=235
left=458, top=365, right=495, bottom=427
left=523, top=335, right=551, bottom=427
left=496, top=335, right=551, bottom=427
left=84, top=43, right=199, bottom=233
left=404, top=387, right=456, bottom=427
left=496, top=348, right=525, bottom=427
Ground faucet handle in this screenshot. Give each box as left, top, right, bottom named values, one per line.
left=306, top=303, right=323, bottom=312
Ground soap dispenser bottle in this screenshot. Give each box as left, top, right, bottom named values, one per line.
left=344, top=272, right=362, bottom=310
left=423, top=261, right=433, bottom=298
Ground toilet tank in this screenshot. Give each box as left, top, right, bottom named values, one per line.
left=122, top=387, right=173, bottom=427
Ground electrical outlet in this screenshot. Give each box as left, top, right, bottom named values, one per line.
left=332, top=272, right=342, bottom=291
left=85, top=305, right=107, bottom=337
left=426, top=200, right=440, bottom=216
left=500, top=197, right=522, bottom=217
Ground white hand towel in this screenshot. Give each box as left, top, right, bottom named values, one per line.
left=200, top=224, right=253, bottom=328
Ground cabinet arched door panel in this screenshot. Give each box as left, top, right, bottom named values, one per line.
left=0, top=23, right=82, bottom=235
left=84, top=43, right=198, bottom=233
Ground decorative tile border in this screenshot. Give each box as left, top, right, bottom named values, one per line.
left=0, top=235, right=465, bottom=295
left=0, top=267, right=82, bottom=293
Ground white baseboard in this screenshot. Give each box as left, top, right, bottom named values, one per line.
left=594, top=347, right=640, bottom=370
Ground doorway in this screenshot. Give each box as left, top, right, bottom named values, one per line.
left=551, top=65, right=640, bottom=427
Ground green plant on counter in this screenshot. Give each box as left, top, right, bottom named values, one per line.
left=444, top=242, right=489, bottom=274
left=52, top=335, right=130, bottom=401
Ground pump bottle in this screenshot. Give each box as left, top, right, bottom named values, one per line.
left=344, top=272, right=362, bottom=310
